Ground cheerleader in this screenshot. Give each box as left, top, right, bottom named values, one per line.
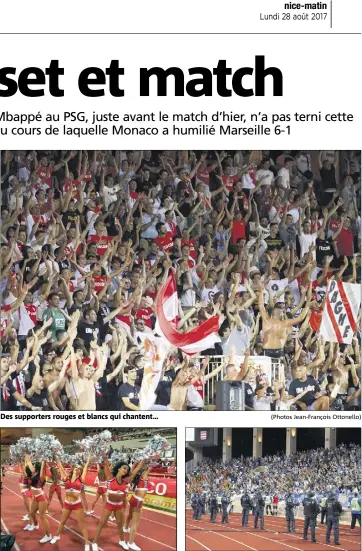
left=24, top=457, right=53, bottom=544
left=47, top=466, right=63, bottom=513
left=18, top=461, right=32, bottom=522
left=89, top=464, right=107, bottom=513
left=92, top=458, right=146, bottom=551
left=124, top=463, right=152, bottom=551
left=50, top=454, right=91, bottom=551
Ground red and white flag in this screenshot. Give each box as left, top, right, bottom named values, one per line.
left=320, top=280, right=360, bottom=344
left=155, top=271, right=221, bottom=355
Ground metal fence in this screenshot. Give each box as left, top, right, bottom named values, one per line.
left=195, top=356, right=283, bottom=409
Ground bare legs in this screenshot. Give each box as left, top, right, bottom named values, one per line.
left=93, top=508, right=112, bottom=544
left=127, top=509, right=141, bottom=545
left=38, top=501, right=51, bottom=536
left=115, top=509, right=126, bottom=542
left=48, top=488, right=63, bottom=511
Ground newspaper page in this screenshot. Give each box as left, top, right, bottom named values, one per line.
left=0, top=2, right=361, bottom=551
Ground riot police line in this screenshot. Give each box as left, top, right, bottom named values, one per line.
left=189, top=489, right=360, bottom=543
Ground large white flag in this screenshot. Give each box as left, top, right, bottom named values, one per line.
left=320, top=280, right=360, bottom=344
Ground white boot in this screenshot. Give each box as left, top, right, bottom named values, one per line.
left=119, top=541, right=129, bottom=550
left=50, top=535, right=61, bottom=544
left=40, top=535, right=53, bottom=544
left=123, top=527, right=130, bottom=533
left=128, top=543, right=141, bottom=551
left=92, top=544, right=99, bottom=551
left=84, top=545, right=90, bottom=551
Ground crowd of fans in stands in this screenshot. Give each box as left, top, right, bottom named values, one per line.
left=1, top=150, right=360, bottom=411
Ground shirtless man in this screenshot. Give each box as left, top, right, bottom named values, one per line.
left=224, top=348, right=250, bottom=381
left=257, top=283, right=312, bottom=358
left=169, top=356, right=212, bottom=410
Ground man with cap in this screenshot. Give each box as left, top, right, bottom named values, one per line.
left=302, top=491, right=320, bottom=542
left=241, top=491, right=253, bottom=526
left=326, top=491, right=342, bottom=545
left=350, top=492, right=361, bottom=529
left=209, top=492, right=218, bottom=523
left=285, top=492, right=298, bottom=533
left=221, top=493, right=230, bottom=524
left=254, top=492, right=265, bottom=529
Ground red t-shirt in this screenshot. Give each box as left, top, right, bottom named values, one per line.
left=154, top=232, right=174, bottom=254
left=310, top=308, right=323, bottom=333
left=88, top=235, right=114, bottom=256
left=37, top=166, right=54, bottom=181
left=181, top=238, right=197, bottom=260
left=336, top=227, right=354, bottom=257
left=63, top=179, right=81, bottom=201
left=92, top=276, right=108, bottom=293
left=196, top=166, right=213, bottom=186
left=232, top=220, right=246, bottom=243
left=135, top=307, right=153, bottom=329
left=222, top=174, right=238, bottom=192
left=80, top=168, right=93, bottom=182
left=192, top=378, right=204, bottom=399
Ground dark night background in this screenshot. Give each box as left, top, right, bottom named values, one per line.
left=186, top=428, right=361, bottom=462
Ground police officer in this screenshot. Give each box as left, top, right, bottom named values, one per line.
left=350, top=492, right=361, bottom=529
left=200, top=492, right=206, bottom=515
left=209, top=493, right=218, bottom=523
left=191, top=493, right=198, bottom=520
left=320, top=493, right=328, bottom=525
left=326, top=491, right=342, bottom=545
left=285, top=492, right=298, bottom=533
left=221, top=493, right=229, bottom=524
left=241, top=491, right=253, bottom=527
left=303, top=491, right=320, bottom=542
left=195, top=494, right=203, bottom=520
left=254, top=492, right=265, bottom=529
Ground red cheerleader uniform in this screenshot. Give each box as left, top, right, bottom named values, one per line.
left=19, top=475, right=32, bottom=499
left=96, top=480, right=107, bottom=495
left=31, top=476, right=46, bottom=503
left=129, top=478, right=149, bottom=509
left=63, top=476, right=84, bottom=511
left=105, top=478, right=128, bottom=511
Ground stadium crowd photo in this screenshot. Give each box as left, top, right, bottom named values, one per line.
left=0, top=149, right=361, bottom=411
left=186, top=427, right=361, bottom=551
left=0, top=427, right=176, bottom=551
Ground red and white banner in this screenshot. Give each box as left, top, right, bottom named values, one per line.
left=155, top=271, right=221, bottom=356
left=320, top=280, right=360, bottom=344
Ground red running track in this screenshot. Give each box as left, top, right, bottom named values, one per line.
left=1, top=472, right=176, bottom=551
left=186, top=509, right=360, bottom=551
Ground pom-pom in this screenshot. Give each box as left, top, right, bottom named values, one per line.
left=110, top=451, right=129, bottom=465
left=132, top=434, right=171, bottom=463
left=30, top=434, right=64, bottom=462
left=74, top=431, right=112, bottom=463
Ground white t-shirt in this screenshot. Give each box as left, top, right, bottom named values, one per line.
left=242, top=173, right=255, bottom=190
left=181, top=289, right=196, bottom=308
left=103, top=184, right=121, bottom=209
left=277, top=167, right=290, bottom=190
left=299, top=232, right=317, bottom=260
left=255, top=168, right=274, bottom=187
left=200, top=285, right=220, bottom=304
left=222, top=325, right=251, bottom=356
left=140, top=214, right=158, bottom=239
left=267, top=278, right=289, bottom=303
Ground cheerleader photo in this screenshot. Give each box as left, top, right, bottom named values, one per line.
left=0, top=428, right=177, bottom=551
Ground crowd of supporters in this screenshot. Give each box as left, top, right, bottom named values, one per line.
left=1, top=150, right=360, bottom=411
